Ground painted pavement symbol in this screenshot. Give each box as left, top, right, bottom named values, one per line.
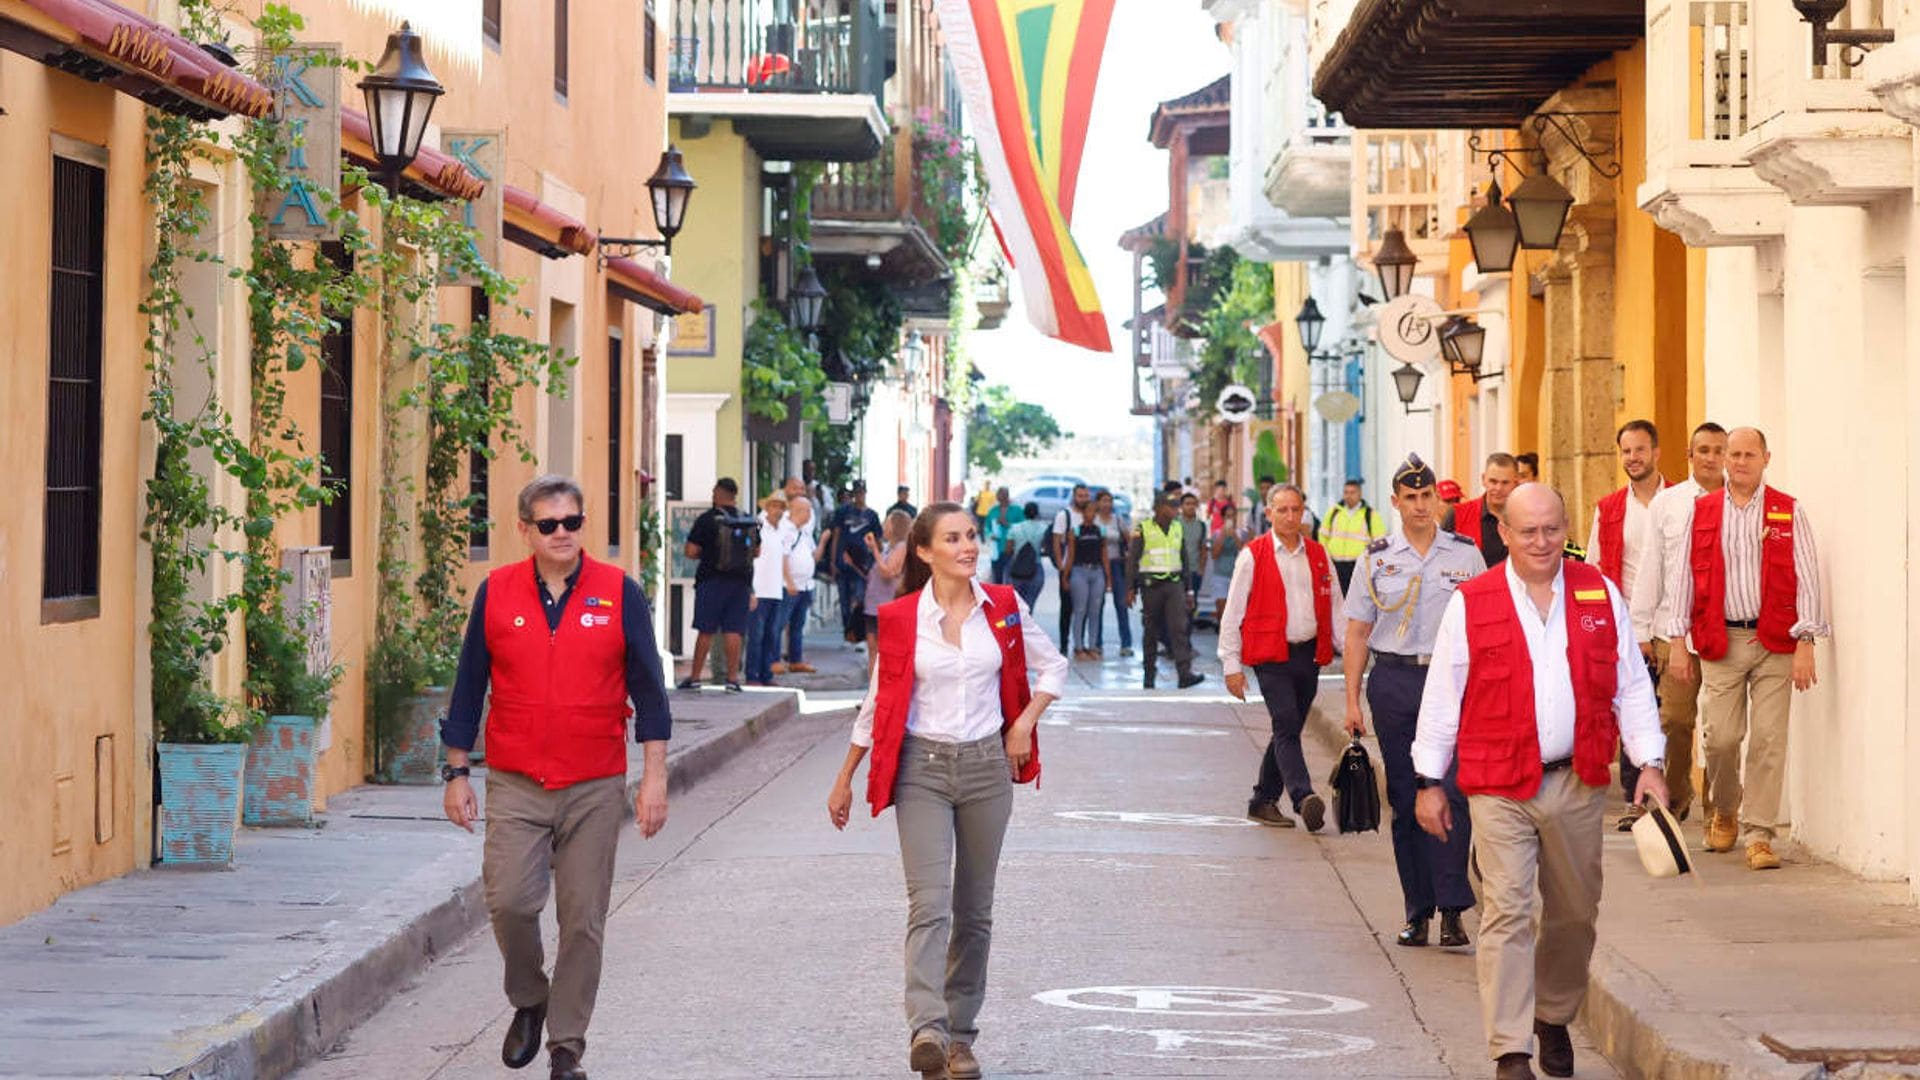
left=1087, top=1025, right=1377, bottom=1060
left=1073, top=724, right=1226, bottom=737
left=1033, top=986, right=1370, bottom=1017
left=1054, top=811, right=1256, bottom=828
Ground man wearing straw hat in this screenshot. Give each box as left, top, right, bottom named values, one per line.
left=1413, top=483, right=1667, bottom=1080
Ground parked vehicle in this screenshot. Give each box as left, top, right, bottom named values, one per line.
left=1010, top=482, right=1133, bottom=526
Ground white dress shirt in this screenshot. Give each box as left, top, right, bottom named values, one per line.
left=1631, top=476, right=1704, bottom=651
left=1585, top=481, right=1661, bottom=639
left=1217, top=534, right=1347, bottom=677
left=1660, top=486, right=1828, bottom=641
left=851, top=581, right=1069, bottom=747
left=752, top=514, right=798, bottom=599
left=1413, top=563, right=1664, bottom=780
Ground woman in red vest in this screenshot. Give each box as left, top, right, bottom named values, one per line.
left=826, top=503, right=1069, bottom=1080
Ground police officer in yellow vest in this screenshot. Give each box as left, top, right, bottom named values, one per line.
left=1320, top=479, right=1388, bottom=595
left=1128, top=493, right=1202, bottom=690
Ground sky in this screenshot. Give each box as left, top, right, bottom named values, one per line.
left=965, top=2, right=1228, bottom=442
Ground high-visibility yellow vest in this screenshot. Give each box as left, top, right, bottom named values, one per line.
left=1138, top=518, right=1184, bottom=576
left=1322, top=503, right=1384, bottom=560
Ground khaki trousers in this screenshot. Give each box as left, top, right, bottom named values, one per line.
left=483, top=769, right=627, bottom=1058
left=1467, top=769, right=1607, bottom=1060
left=1651, top=640, right=1704, bottom=813
left=1698, top=633, right=1794, bottom=845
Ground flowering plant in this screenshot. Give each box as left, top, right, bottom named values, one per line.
left=910, top=108, right=986, bottom=265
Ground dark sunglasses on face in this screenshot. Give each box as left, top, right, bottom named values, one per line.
left=531, top=514, right=586, bottom=535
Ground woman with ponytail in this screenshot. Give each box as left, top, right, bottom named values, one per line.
left=826, top=503, right=1068, bottom=1080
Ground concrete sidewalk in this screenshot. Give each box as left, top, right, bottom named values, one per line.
left=0, top=688, right=802, bottom=1080
left=1295, top=678, right=1920, bottom=1079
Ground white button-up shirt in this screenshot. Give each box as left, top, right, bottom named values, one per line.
left=1412, top=562, right=1664, bottom=780
left=1585, top=481, right=1661, bottom=639
left=1660, top=486, right=1828, bottom=641
left=1217, top=534, right=1347, bottom=677
left=851, top=581, right=1068, bottom=747
left=752, top=514, right=798, bottom=599
left=1631, top=476, right=1705, bottom=652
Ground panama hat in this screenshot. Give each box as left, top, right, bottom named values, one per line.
left=1631, top=799, right=1695, bottom=878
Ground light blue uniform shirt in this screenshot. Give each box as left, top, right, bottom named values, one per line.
left=1341, top=529, right=1488, bottom=656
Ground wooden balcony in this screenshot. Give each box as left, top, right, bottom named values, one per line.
left=810, top=125, right=953, bottom=285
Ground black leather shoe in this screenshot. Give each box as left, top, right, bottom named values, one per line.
left=1143, top=674, right=1156, bottom=689
left=502, top=1002, right=546, bottom=1069
left=1495, top=1052, right=1536, bottom=1080
left=1439, top=909, right=1471, bottom=948
left=1396, top=917, right=1430, bottom=946
left=549, top=1046, right=588, bottom=1080
left=1177, top=672, right=1205, bottom=689
left=1533, top=1020, right=1573, bottom=1078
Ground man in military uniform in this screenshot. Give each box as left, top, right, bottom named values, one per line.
left=1344, top=454, right=1487, bottom=949
left=1128, top=493, right=1202, bottom=690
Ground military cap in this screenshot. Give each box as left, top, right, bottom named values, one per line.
left=1392, top=453, right=1436, bottom=491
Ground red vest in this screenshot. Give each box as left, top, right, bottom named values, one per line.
left=1594, top=487, right=1630, bottom=588
left=483, top=554, right=632, bottom=790
left=1453, top=497, right=1485, bottom=549
left=1688, top=487, right=1800, bottom=660
left=1456, top=561, right=1620, bottom=799
left=865, top=583, right=1036, bottom=816
left=1239, top=532, right=1336, bottom=667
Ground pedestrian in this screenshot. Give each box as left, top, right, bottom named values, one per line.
left=1178, top=491, right=1210, bottom=601
left=889, top=485, right=918, bottom=520
left=1629, top=422, right=1729, bottom=824
left=1003, top=502, right=1049, bottom=611
left=1202, top=503, right=1246, bottom=627
left=1050, top=483, right=1093, bottom=650
left=1207, top=479, right=1233, bottom=532
left=1412, top=482, right=1668, bottom=1080
left=1342, top=454, right=1485, bottom=949
left=826, top=480, right=882, bottom=646
left=1515, top=452, right=1540, bottom=483
left=1320, top=479, right=1388, bottom=595
left=972, top=484, right=997, bottom=521
left=1444, top=453, right=1521, bottom=565
left=1222, top=484, right=1341, bottom=830
left=802, top=458, right=835, bottom=518
left=1251, top=475, right=1278, bottom=535
left=439, top=475, right=672, bottom=1080
left=983, top=486, right=1016, bottom=583
left=1128, top=493, right=1203, bottom=690
left=1437, top=478, right=1464, bottom=509
left=1664, top=426, right=1826, bottom=871
left=1094, top=489, right=1133, bottom=657
left=1584, top=420, right=1668, bottom=830
left=745, top=494, right=793, bottom=686
left=826, top=503, right=1068, bottom=1080
left=864, top=509, right=914, bottom=679
left=778, top=495, right=822, bottom=675
left=1063, top=497, right=1109, bottom=660
left=680, top=477, right=757, bottom=692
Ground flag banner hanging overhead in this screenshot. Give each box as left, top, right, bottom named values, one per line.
left=936, top=0, right=1115, bottom=353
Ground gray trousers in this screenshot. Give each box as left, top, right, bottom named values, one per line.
left=1068, top=564, right=1106, bottom=650
left=1139, top=577, right=1194, bottom=679
left=895, top=733, right=1014, bottom=1044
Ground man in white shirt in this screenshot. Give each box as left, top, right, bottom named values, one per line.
left=1584, top=419, right=1667, bottom=831
left=776, top=496, right=823, bottom=675
left=1414, top=484, right=1666, bottom=1080
left=1628, top=422, right=1727, bottom=824
left=746, top=495, right=797, bottom=685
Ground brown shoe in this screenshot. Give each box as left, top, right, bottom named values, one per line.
left=1705, top=811, right=1738, bottom=852
left=910, top=1028, right=948, bottom=1074
left=769, top=662, right=789, bottom=675
left=1494, top=1052, right=1537, bottom=1080
left=1746, top=839, right=1782, bottom=870
left=788, top=662, right=816, bottom=673
left=947, top=1041, right=982, bottom=1080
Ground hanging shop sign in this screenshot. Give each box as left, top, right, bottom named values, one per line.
left=443, top=128, right=505, bottom=285
left=263, top=43, right=341, bottom=241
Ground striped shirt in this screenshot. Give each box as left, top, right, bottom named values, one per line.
left=1662, top=487, right=1828, bottom=640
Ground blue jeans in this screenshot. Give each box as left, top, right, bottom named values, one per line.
left=746, top=595, right=785, bottom=682
left=782, top=589, right=813, bottom=663
left=1104, top=559, right=1132, bottom=649
left=1068, top=565, right=1106, bottom=651
left=1011, top=571, right=1044, bottom=611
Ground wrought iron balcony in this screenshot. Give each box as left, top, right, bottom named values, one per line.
left=671, top=0, right=886, bottom=98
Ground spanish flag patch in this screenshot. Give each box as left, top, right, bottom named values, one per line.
left=1766, top=511, right=1793, bottom=522
left=1573, top=588, right=1609, bottom=603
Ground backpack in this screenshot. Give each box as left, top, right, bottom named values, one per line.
left=711, top=512, right=761, bottom=576
left=1008, top=537, right=1040, bottom=580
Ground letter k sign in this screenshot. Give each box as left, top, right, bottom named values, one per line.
left=448, top=137, right=494, bottom=181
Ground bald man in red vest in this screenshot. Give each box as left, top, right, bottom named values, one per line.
left=1414, top=483, right=1667, bottom=1080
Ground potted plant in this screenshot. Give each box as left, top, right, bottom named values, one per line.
left=242, top=601, right=341, bottom=825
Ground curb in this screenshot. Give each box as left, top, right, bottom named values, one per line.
left=165, top=691, right=809, bottom=1080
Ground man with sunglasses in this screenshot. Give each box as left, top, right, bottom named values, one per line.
left=441, top=475, right=672, bottom=1080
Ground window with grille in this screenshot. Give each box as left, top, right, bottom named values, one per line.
left=608, top=332, right=623, bottom=553
left=644, top=6, right=658, bottom=83
left=318, top=242, right=353, bottom=569
left=470, top=287, right=491, bottom=557
left=482, top=0, right=500, bottom=46
left=43, top=154, right=106, bottom=619
left=554, top=0, right=569, bottom=98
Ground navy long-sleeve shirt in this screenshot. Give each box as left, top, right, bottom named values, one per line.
left=441, top=560, right=673, bottom=751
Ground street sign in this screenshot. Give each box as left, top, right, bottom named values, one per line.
left=824, top=382, right=853, bottom=425
left=1377, top=294, right=1445, bottom=364
left=1314, top=390, right=1361, bottom=424
left=262, top=44, right=341, bottom=241
left=1216, top=383, right=1257, bottom=424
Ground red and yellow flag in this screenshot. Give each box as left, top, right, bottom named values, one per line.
left=936, top=0, right=1114, bottom=352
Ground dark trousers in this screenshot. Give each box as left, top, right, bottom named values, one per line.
left=1139, top=578, right=1193, bottom=681
left=745, top=595, right=784, bottom=682
left=1369, top=663, right=1475, bottom=922
left=1250, top=644, right=1321, bottom=810
left=1056, top=566, right=1073, bottom=650
left=837, top=567, right=866, bottom=638
left=1333, top=559, right=1357, bottom=597
left=1618, top=652, right=1660, bottom=801
left=1102, top=560, right=1132, bottom=649
left=1010, top=571, right=1043, bottom=611
left=990, top=554, right=1009, bottom=585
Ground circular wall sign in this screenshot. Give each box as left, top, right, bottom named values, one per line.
left=1376, top=294, right=1444, bottom=364
left=1216, top=384, right=1257, bottom=423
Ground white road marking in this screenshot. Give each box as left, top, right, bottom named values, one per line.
left=1053, top=811, right=1256, bottom=828
left=1033, top=985, right=1370, bottom=1017
left=1087, top=1025, right=1377, bottom=1060
left=1072, top=725, right=1226, bottom=737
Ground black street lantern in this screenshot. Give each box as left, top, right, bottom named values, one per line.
left=1509, top=168, right=1576, bottom=251
left=1371, top=227, right=1418, bottom=301
left=791, top=263, right=827, bottom=331
left=1391, top=361, right=1425, bottom=409
left=1463, top=178, right=1520, bottom=274
left=1439, top=315, right=1488, bottom=374
left=359, top=22, right=444, bottom=185
left=646, top=146, right=697, bottom=249
left=1295, top=296, right=1326, bottom=355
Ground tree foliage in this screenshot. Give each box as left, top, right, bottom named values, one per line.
left=968, top=384, right=1067, bottom=474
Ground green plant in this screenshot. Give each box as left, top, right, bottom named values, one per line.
left=743, top=299, right=825, bottom=424
left=968, top=384, right=1067, bottom=473
left=1191, top=257, right=1275, bottom=420
left=1253, top=430, right=1287, bottom=486
left=910, top=108, right=985, bottom=266
left=636, top=497, right=666, bottom=598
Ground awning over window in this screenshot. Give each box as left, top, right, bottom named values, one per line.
left=503, top=184, right=595, bottom=259
left=0, top=0, right=272, bottom=119
left=341, top=107, right=486, bottom=202
left=604, top=255, right=703, bottom=316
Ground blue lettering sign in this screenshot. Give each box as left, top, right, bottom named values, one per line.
left=285, top=117, right=310, bottom=170
left=274, top=54, right=324, bottom=109
left=272, top=178, right=324, bottom=228
left=447, top=136, right=495, bottom=181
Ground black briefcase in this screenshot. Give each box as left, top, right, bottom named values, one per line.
left=1329, top=739, right=1382, bottom=834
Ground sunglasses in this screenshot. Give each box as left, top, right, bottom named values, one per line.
left=531, top=514, right=586, bottom=535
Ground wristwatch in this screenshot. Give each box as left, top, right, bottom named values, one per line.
left=440, top=764, right=471, bottom=783
left=1415, top=775, right=1445, bottom=790
left=1641, top=758, right=1665, bottom=772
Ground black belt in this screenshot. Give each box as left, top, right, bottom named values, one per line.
left=1542, top=756, right=1574, bottom=773
left=1371, top=650, right=1431, bottom=667
left=1725, top=618, right=1760, bottom=629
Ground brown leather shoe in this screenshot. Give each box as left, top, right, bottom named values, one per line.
left=910, top=1028, right=948, bottom=1073
left=1746, top=839, right=1782, bottom=870
left=1533, top=1020, right=1573, bottom=1077
left=1705, top=811, right=1738, bottom=852
left=788, top=661, right=816, bottom=673
left=1494, top=1052, right=1536, bottom=1080
left=769, top=662, right=789, bottom=675
left=947, top=1041, right=982, bottom=1080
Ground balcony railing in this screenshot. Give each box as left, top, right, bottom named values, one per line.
left=1645, top=0, right=1752, bottom=174
left=671, top=0, right=885, bottom=97
left=1351, top=130, right=1444, bottom=264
